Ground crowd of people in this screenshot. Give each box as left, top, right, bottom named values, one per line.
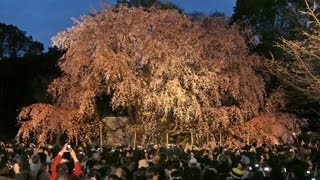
left=0, top=139, right=319, bottom=180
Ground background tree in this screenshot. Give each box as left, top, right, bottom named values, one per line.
left=17, top=5, right=301, bottom=145
left=0, top=22, right=44, bottom=60
left=232, top=0, right=320, bottom=133
left=268, top=0, right=320, bottom=130
left=232, top=0, right=306, bottom=58
left=270, top=0, right=320, bottom=100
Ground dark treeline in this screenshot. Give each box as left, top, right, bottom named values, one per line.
left=0, top=48, right=62, bottom=140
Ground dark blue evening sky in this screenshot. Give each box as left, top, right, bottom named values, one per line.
left=0, top=0, right=236, bottom=50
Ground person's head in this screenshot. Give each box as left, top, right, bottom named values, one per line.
left=115, top=166, right=126, bottom=178
left=170, top=154, right=179, bottom=162
left=146, top=166, right=161, bottom=180
left=250, top=170, right=264, bottom=180
left=229, top=168, right=243, bottom=179
left=188, top=166, right=201, bottom=179
left=158, top=153, right=168, bottom=164
left=87, top=171, right=100, bottom=180
left=56, top=174, right=69, bottom=180
left=31, top=154, right=40, bottom=164
left=108, top=174, right=121, bottom=180
left=168, top=161, right=180, bottom=172
left=90, top=161, right=101, bottom=170
left=138, top=159, right=149, bottom=169
left=38, top=152, right=47, bottom=164
left=92, top=152, right=100, bottom=161
left=153, top=144, right=159, bottom=151
left=152, top=154, right=160, bottom=165
left=56, top=163, right=68, bottom=178
left=188, top=156, right=200, bottom=168
left=202, top=167, right=219, bottom=180
left=37, top=163, right=50, bottom=180
left=170, top=170, right=183, bottom=180
left=38, top=163, right=50, bottom=174
left=0, top=161, right=10, bottom=176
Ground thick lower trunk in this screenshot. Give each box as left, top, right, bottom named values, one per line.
left=55, top=131, right=62, bottom=146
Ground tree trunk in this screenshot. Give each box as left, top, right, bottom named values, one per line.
left=49, top=133, right=53, bottom=144
left=165, top=120, right=178, bottom=146
left=105, top=131, right=108, bottom=145
left=133, top=128, right=137, bottom=148
left=166, top=132, right=169, bottom=146
left=75, top=133, right=78, bottom=147
left=55, top=131, right=62, bottom=146
left=191, top=131, right=194, bottom=147
left=99, top=123, right=103, bottom=148
left=219, top=131, right=222, bottom=147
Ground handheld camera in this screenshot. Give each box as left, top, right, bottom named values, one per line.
left=264, top=167, right=270, bottom=172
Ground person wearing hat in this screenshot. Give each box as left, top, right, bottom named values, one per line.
left=240, top=155, right=252, bottom=179
left=185, top=153, right=201, bottom=180
left=188, top=157, right=201, bottom=168
left=229, top=167, right=244, bottom=179
left=85, top=151, right=101, bottom=174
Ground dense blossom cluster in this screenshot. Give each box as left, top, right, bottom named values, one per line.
left=16, top=5, right=301, bottom=146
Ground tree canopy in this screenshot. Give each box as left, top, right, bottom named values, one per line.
left=271, top=0, right=320, bottom=98
left=17, top=5, right=301, bottom=145
left=0, top=23, right=44, bottom=60
left=232, top=0, right=306, bottom=58
left=267, top=0, right=320, bottom=123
